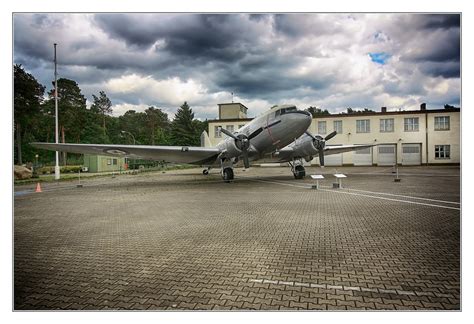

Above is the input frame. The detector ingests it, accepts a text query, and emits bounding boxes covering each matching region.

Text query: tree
[344,107,375,114]
[145,106,169,145]
[14,64,45,164]
[45,78,87,164]
[305,106,330,117]
[192,119,209,146]
[444,104,459,109]
[170,102,200,146]
[91,91,112,137]
[118,110,147,144]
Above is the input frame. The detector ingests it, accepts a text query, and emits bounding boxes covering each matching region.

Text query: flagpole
[54,43,60,180]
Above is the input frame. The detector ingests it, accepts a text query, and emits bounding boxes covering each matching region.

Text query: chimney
[420,103,426,111]
[381,107,387,113]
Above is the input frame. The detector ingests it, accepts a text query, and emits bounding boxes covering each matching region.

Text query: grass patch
[14,164,198,185]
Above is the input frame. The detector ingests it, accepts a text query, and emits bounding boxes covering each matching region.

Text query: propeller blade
[319,150,325,167]
[220,127,239,140]
[325,131,337,141]
[248,127,263,140]
[305,131,316,140]
[242,151,250,168]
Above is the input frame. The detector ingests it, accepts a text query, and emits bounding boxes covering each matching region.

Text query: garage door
[323,145,343,166]
[353,147,372,166]
[402,143,421,165]
[377,144,397,166]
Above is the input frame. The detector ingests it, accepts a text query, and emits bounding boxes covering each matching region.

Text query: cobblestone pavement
[14,166,460,310]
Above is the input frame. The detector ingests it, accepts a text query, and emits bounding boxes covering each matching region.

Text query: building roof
[218,102,249,111]
[313,108,460,119]
[208,108,460,123]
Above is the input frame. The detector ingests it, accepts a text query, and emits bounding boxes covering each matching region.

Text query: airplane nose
[301,110,312,128]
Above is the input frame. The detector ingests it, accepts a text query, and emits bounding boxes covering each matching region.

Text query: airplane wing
[271,144,376,162]
[324,144,376,156]
[31,143,221,165]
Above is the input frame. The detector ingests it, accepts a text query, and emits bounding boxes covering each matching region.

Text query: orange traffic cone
[35,182,42,193]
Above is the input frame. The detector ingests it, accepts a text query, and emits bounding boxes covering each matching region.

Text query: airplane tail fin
[200,130,211,147]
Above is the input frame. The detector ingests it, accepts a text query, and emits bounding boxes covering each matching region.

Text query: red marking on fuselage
[266,113,279,148]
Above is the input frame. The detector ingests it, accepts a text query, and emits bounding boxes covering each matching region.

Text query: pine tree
[91,91,112,137]
[170,102,199,146]
[145,106,169,145]
[14,64,45,164]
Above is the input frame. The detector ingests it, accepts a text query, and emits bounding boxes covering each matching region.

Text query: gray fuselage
[214,105,312,164]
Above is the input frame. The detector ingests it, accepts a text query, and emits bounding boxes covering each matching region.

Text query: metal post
[394,164,401,182]
[54,43,60,180]
[77,168,83,188]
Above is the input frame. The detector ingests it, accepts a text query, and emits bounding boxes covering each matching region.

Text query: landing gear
[222,167,234,182]
[293,165,306,179]
[202,168,210,175]
[220,158,235,182]
[289,159,306,179]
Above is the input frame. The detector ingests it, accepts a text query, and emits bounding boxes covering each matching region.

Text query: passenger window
[275,110,281,117]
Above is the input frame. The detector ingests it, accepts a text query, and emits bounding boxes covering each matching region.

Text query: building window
[403,145,420,154]
[214,126,222,138]
[355,147,371,154]
[318,121,326,134]
[226,125,234,133]
[107,158,112,165]
[356,119,370,133]
[113,158,117,165]
[434,116,450,130]
[380,118,394,132]
[404,117,419,132]
[333,120,342,134]
[435,145,450,159]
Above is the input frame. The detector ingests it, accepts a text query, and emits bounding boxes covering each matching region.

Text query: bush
[37,165,82,174]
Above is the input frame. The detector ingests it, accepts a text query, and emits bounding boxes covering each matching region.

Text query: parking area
[14,165,460,310]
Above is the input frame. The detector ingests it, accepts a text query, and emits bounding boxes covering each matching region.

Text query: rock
[14,165,32,180]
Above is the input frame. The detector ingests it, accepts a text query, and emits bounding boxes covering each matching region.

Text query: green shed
[83,154,126,173]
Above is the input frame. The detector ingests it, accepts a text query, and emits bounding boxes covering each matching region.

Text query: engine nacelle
[219,138,243,159]
[291,136,319,158]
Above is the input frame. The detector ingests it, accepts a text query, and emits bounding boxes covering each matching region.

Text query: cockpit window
[275,106,297,117]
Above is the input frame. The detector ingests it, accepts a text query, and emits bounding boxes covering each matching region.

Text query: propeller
[220,127,263,168]
[305,130,337,167]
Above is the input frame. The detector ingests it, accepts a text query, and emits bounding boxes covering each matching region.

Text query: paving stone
[13,166,460,311]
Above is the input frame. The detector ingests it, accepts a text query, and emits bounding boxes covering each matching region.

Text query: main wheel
[222,168,234,182]
[293,165,306,179]
[203,169,209,175]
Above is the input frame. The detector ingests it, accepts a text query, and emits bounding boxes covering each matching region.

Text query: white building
[207,103,460,166]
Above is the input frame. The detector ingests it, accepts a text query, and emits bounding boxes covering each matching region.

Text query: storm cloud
[13,13,461,119]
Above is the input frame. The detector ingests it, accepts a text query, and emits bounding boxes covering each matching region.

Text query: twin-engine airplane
[32,105,374,182]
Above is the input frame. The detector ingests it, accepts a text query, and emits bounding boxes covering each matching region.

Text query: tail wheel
[223,168,234,182]
[203,169,209,175]
[293,165,305,179]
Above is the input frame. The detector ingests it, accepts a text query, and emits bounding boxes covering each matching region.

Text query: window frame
[380,118,394,133]
[434,116,450,131]
[214,125,222,138]
[434,145,451,159]
[404,117,419,132]
[356,119,370,133]
[333,120,343,134]
[318,121,327,134]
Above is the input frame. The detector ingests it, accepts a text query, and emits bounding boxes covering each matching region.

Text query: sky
[13,13,460,120]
